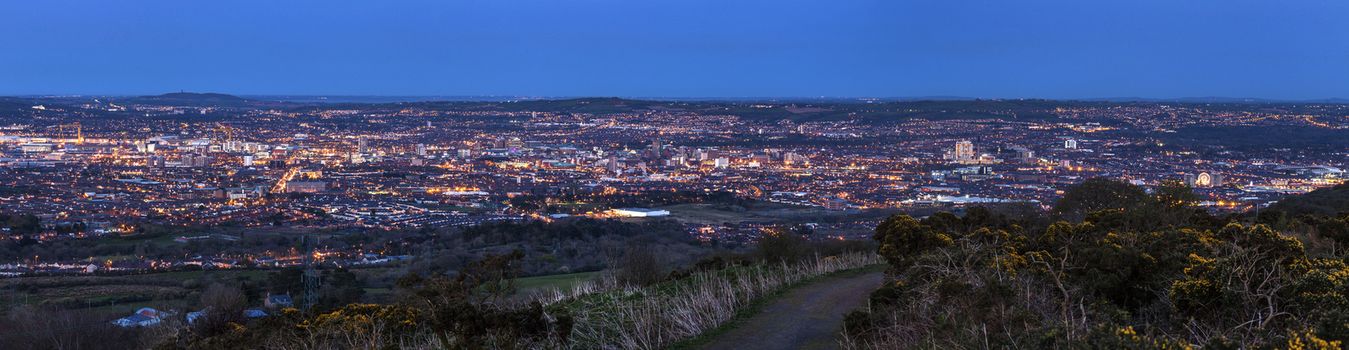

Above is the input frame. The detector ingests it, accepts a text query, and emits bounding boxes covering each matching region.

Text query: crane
[215,123,236,143]
[57,122,83,144]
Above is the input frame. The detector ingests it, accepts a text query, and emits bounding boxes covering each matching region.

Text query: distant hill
[397,97,685,115]
[1268,183,1349,217]
[400,97,1076,122]
[121,92,256,107]
[0,97,32,113]
[511,97,663,111]
[490,97,674,114]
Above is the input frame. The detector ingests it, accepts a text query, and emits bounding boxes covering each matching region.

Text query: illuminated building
[284,181,327,193]
[609,208,670,217]
[952,140,975,164]
[1185,172,1224,188]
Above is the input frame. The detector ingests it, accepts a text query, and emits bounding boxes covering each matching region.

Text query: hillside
[0,97,41,114]
[1268,183,1349,217]
[844,179,1349,348]
[120,92,256,107]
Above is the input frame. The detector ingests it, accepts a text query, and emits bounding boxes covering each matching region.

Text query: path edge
[667,264,886,350]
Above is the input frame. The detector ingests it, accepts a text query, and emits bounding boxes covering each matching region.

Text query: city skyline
[13,92,1349,104]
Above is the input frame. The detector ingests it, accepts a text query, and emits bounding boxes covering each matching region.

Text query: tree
[756,226,812,263]
[874,214,952,271]
[0,305,143,350]
[397,250,568,348]
[1052,178,1151,221]
[616,244,665,287]
[1154,180,1199,209]
[265,268,303,296]
[2,213,41,235]
[194,284,247,337]
[318,268,366,309]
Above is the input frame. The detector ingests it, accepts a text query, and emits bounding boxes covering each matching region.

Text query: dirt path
[698,270,884,350]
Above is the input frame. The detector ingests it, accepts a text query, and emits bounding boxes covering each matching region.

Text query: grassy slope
[514,271,600,293]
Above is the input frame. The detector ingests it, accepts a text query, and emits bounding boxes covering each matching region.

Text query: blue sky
[2,0,1347,99]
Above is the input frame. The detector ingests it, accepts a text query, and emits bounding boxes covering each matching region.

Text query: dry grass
[541,252,880,349]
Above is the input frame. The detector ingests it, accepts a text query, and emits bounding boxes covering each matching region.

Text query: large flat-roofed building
[609,207,670,218]
[20,143,55,153]
[284,181,327,193]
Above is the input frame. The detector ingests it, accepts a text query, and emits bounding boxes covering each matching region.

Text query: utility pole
[302,235,320,310]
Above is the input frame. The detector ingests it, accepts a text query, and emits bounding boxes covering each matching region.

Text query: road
[699,270,884,350]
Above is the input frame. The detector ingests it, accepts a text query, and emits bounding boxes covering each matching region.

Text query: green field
[514,271,600,294]
[655,202,884,226]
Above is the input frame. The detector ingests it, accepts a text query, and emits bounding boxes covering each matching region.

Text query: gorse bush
[844,178,1349,349]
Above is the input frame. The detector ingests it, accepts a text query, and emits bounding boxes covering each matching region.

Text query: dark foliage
[849,179,1349,348]
[174,251,570,349]
[615,245,665,287]
[0,305,148,350]
[1268,183,1349,217]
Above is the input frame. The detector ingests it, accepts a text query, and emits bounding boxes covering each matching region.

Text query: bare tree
[194,283,247,337]
[616,245,664,287]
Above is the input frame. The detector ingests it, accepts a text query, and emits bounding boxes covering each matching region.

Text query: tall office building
[606,155,620,174]
[953,140,975,163]
[506,137,525,153]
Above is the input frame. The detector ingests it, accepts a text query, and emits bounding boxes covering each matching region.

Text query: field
[340,270,603,304]
[515,271,600,295]
[0,265,603,319]
[655,203,844,225]
[0,269,271,316]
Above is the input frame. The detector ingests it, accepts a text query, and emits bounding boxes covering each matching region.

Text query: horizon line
[5,92,1349,103]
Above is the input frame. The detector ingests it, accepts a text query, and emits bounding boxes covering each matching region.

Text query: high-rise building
[697,148,719,161]
[953,140,975,163]
[506,137,525,153]
[416,143,427,157]
[1010,146,1035,164]
[357,136,369,154]
[606,155,620,174]
[1064,139,1078,149]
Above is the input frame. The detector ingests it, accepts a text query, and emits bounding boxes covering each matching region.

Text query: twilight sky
[2,0,1347,99]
